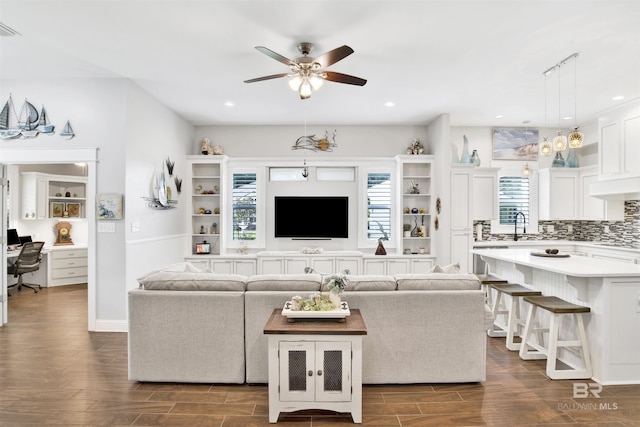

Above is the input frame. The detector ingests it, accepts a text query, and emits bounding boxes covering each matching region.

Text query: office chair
[8,241,45,295]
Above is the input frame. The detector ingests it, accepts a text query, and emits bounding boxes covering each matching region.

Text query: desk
[264,308,367,423]
[7,245,87,288]
[474,248,640,385]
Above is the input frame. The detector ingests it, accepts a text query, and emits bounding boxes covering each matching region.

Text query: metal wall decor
[1,93,74,139]
[292,129,337,152]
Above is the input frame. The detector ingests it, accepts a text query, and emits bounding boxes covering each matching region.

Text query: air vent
[0,22,20,37]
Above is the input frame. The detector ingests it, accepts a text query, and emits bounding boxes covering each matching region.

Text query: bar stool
[519,296,592,380]
[487,283,542,351]
[476,273,508,307]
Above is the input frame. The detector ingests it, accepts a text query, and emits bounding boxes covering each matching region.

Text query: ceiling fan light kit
[245,42,366,99]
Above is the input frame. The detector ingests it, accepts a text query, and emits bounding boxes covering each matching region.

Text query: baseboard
[94,319,128,332]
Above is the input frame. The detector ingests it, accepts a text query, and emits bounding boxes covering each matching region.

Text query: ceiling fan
[244,42,367,99]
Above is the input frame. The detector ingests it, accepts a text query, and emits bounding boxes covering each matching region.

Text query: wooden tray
[282,301,350,320]
[530,251,570,258]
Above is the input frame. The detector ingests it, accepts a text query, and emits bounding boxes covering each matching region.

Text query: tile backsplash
[474,200,640,249]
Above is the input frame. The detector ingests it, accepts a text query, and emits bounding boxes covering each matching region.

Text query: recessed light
[385,101,395,107]
[562,116,572,121]
[224,101,235,107]
[495,115,504,119]
[612,95,625,101]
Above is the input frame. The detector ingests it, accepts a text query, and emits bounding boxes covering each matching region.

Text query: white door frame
[1,164,7,326]
[0,147,98,330]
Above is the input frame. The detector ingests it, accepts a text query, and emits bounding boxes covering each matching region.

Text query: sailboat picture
[60,120,75,139]
[37,105,55,134]
[0,94,22,139]
[18,98,41,138]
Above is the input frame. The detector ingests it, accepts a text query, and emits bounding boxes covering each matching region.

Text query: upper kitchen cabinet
[472,167,499,221]
[21,172,87,220]
[598,103,640,178]
[538,168,579,220]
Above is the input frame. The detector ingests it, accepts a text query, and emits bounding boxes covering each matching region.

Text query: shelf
[192,233,220,237]
[192,214,220,217]
[192,175,220,179]
[49,197,86,202]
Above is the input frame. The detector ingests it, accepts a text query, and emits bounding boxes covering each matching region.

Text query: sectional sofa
[128,264,492,384]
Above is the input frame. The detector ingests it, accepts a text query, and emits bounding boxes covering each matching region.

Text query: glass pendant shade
[568,126,584,148]
[553,130,567,151]
[522,163,531,176]
[540,137,552,156]
[288,76,302,91]
[299,81,312,99]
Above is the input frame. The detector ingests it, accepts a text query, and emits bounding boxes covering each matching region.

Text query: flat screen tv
[274,196,348,239]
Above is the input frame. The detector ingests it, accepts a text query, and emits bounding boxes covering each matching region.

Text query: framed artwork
[196,242,211,254]
[492,128,539,161]
[50,202,65,218]
[66,202,81,218]
[97,193,123,220]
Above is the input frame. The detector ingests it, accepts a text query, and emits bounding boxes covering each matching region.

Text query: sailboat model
[37,105,55,134]
[60,120,75,139]
[0,94,22,139]
[18,98,40,138]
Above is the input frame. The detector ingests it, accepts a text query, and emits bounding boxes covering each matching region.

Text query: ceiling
[1,0,639,128]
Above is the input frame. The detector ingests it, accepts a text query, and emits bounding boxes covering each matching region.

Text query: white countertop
[473,248,640,277]
[473,240,640,255]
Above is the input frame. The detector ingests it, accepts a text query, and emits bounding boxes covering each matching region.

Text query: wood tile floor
[1,284,640,426]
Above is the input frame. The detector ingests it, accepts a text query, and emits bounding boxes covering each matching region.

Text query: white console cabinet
[185,256,257,275]
[264,309,366,423]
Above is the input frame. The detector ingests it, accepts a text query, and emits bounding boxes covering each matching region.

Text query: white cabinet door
[580,167,624,220]
[473,168,498,220]
[600,121,620,176]
[336,257,361,275]
[211,259,233,274]
[623,114,640,174]
[450,231,472,273]
[234,259,257,276]
[386,258,410,275]
[450,167,473,230]
[363,259,386,275]
[538,169,578,220]
[259,258,283,274]
[285,258,309,275]
[185,258,211,271]
[411,258,435,273]
[311,258,335,274]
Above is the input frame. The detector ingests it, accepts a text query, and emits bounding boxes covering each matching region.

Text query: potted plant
[324,272,349,308]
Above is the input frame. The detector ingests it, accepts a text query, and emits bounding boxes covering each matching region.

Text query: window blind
[232,173,257,240]
[367,173,391,240]
[498,176,529,225]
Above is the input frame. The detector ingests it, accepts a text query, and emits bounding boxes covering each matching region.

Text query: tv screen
[275,196,348,238]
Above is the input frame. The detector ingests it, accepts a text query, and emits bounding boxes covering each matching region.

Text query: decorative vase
[566,148,580,168]
[375,239,387,255]
[460,135,471,163]
[329,292,342,308]
[470,149,481,166]
[552,151,566,167]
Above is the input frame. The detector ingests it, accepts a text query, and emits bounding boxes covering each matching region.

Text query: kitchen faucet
[514,211,526,241]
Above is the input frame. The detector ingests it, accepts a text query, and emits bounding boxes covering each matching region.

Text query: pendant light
[539,72,552,156]
[523,121,532,175]
[552,62,567,152]
[567,54,584,148]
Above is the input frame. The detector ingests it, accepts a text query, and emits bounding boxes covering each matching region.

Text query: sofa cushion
[246,274,321,291]
[343,275,397,291]
[394,273,480,290]
[427,262,460,274]
[138,271,247,291]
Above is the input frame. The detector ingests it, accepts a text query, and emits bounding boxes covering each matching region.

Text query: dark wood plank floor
[1,284,639,426]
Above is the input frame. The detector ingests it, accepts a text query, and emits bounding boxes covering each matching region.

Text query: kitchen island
[473,248,640,385]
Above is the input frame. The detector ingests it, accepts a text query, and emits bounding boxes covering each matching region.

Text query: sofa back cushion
[394,273,480,290]
[138,271,247,291]
[246,274,321,291]
[344,275,397,291]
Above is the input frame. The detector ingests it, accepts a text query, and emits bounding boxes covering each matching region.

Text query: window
[367,172,391,241]
[499,176,530,225]
[232,172,256,241]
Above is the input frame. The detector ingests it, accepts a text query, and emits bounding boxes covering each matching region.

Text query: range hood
[590,175,640,201]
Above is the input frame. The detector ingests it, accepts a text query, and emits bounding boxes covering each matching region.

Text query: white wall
[1,77,193,330]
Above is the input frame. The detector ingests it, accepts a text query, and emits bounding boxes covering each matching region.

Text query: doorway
[0,147,97,330]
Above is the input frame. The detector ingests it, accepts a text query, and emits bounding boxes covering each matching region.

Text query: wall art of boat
[18,98,41,138]
[0,94,22,139]
[37,105,55,134]
[59,120,75,139]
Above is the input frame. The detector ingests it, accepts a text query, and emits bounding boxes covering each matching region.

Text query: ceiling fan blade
[255,46,294,66]
[244,73,290,83]
[315,45,354,67]
[323,71,367,86]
